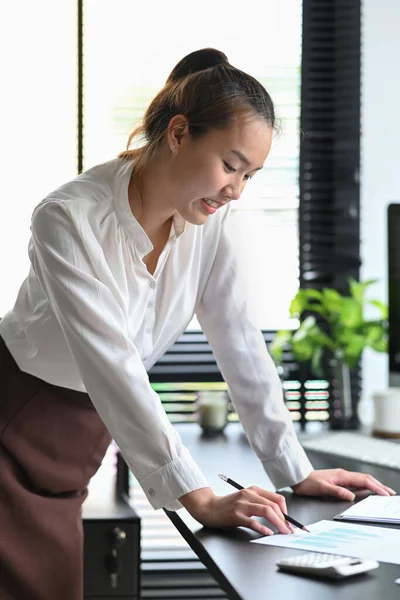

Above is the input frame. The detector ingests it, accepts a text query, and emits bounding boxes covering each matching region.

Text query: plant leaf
[280,279,388,370]
[303,289,323,300]
[292,316,317,342]
[343,334,366,363]
[321,288,342,315]
[368,299,388,319]
[310,327,335,350]
[365,323,386,346]
[269,330,292,363]
[349,278,377,302]
[370,338,388,352]
[340,298,363,328]
[289,290,308,317]
[292,338,315,362]
[311,346,324,378]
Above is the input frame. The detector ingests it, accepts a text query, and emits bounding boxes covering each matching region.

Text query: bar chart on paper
[252,520,400,565]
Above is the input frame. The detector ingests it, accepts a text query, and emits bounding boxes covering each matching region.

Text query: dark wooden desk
[166,423,400,600]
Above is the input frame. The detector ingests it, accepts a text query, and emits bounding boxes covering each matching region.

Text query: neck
[128,150,176,239]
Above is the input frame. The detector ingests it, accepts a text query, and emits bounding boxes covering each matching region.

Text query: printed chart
[252,519,400,564]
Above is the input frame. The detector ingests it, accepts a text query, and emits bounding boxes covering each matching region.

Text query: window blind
[300,0,362,426]
[148,330,330,428]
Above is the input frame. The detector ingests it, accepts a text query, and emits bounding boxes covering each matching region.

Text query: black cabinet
[82,493,141,599]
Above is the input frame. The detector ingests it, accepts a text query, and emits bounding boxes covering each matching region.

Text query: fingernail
[389,488,397,495]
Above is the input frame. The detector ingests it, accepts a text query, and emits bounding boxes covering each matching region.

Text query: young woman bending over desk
[0,48,395,600]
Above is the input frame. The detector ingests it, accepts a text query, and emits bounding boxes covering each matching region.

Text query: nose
[224,181,244,202]
[229,187,242,201]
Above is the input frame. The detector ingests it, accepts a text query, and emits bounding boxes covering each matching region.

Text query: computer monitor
[388,203,400,386]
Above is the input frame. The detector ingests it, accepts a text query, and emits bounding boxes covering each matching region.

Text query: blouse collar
[113,158,186,255]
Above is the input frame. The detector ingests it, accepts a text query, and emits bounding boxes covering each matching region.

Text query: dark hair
[118,48,276,177]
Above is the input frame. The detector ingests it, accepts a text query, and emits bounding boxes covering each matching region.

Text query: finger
[242,489,294,532]
[243,502,292,534]
[359,475,396,496]
[241,516,274,537]
[244,490,289,528]
[320,482,355,501]
[339,472,392,496]
[285,521,296,533]
[367,481,393,496]
[249,486,289,515]
[377,486,396,496]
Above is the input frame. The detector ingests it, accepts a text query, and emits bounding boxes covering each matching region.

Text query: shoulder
[32,158,130,220]
[31,158,134,236]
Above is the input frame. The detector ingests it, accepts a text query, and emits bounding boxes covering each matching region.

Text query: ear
[167,114,189,152]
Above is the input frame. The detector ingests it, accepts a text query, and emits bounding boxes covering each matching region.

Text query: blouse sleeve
[30,200,208,510]
[196,207,314,490]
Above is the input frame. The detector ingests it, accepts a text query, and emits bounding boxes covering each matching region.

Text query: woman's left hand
[292,469,396,501]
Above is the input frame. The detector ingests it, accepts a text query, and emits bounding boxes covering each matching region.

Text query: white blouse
[0,158,313,510]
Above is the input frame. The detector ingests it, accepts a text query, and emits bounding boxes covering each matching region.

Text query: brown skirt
[0,335,112,600]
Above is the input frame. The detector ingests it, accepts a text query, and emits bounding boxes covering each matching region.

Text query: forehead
[203,112,273,166]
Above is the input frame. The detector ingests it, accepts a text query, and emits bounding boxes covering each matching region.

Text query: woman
[0,48,394,600]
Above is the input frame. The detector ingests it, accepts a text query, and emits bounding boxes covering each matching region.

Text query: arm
[30,200,208,511]
[196,208,395,499]
[30,200,300,534]
[196,207,314,489]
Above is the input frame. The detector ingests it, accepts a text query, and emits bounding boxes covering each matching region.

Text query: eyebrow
[231,149,263,171]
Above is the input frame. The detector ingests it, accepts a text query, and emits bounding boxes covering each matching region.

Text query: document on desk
[251,520,400,565]
[334,495,400,524]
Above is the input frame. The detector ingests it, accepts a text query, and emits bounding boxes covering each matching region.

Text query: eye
[223,161,253,182]
[223,161,236,173]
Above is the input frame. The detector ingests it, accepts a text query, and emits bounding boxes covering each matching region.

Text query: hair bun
[167,48,228,83]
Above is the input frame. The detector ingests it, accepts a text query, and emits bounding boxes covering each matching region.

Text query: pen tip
[218,473,228,481]
[303,527,311,533]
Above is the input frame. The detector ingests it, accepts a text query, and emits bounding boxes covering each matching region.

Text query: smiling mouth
[203,198,221,208]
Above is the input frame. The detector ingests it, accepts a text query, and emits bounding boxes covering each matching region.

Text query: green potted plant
[270,278,388,424]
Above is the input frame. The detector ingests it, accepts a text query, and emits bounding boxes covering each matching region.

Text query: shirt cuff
[138,448,210,510]
[261,437,314,490]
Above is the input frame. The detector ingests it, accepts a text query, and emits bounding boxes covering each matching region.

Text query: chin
[179,207,209,226]
[187,215,208,226]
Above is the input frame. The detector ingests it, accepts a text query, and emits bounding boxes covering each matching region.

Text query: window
[83,0,302,329]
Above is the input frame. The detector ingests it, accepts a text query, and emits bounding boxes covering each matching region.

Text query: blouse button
[146,327,151,334]
[150,281,156,289]
[148,488,155,497]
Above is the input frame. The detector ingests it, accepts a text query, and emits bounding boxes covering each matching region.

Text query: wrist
[178,486,215,515]
[291,470,314,492]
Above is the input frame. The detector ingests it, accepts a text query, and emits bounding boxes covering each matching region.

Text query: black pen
[218,473,310,533]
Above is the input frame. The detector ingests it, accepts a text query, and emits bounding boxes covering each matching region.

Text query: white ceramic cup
[372,388,400,438]
[195,391,229,435]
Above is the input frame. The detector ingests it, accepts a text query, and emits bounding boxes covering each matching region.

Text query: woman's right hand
[178,486,294,536]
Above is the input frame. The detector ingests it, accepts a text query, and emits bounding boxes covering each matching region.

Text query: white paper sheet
[251,519,400,565]
[336,495,400,523]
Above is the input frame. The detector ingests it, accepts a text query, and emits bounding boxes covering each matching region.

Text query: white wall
[361,0,400,401]
[0,1,76,316]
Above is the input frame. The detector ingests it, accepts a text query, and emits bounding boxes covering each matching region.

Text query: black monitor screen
[388,203,400,385]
